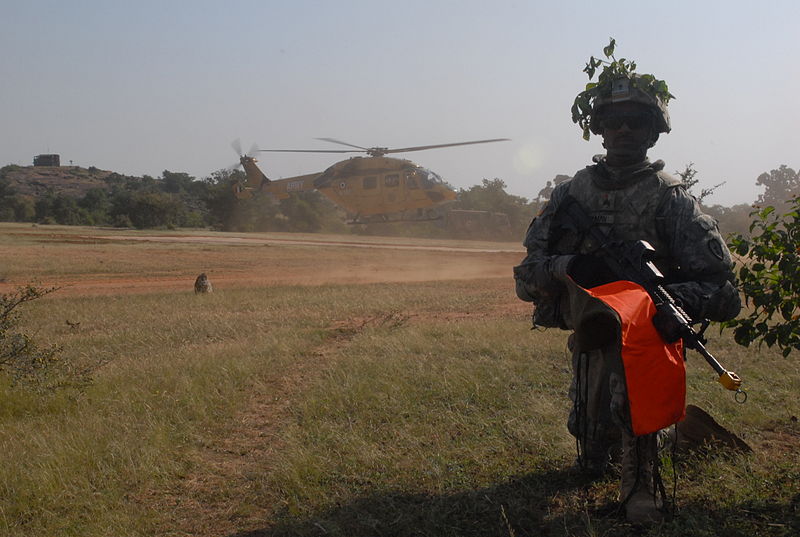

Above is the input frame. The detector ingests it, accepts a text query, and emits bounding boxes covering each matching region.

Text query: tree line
[0,165,542,239]
[0,163,797,241]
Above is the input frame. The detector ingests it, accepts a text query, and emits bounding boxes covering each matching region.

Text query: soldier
[513,75,741,523]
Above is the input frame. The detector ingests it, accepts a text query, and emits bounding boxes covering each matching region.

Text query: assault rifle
[554,195,745,401]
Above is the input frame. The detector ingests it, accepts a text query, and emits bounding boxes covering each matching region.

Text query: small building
[33,154,60,167]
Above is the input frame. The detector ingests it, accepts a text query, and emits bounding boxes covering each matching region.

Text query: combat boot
[620,432,663,525]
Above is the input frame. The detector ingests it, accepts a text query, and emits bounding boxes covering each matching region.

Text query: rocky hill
[0,165,120,198]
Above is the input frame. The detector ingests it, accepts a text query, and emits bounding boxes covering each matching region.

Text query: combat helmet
[589,76,671,135]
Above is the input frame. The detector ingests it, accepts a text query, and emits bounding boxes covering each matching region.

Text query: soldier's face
[600,103,656,165]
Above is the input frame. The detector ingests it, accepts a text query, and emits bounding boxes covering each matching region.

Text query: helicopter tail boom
[260,173,322,199]
[233,155,270,200]
[233,153,324,201]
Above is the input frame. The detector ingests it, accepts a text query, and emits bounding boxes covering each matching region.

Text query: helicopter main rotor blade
[315,138,369,150]
[258,149,363,154]
[231,138,244,156]
[383,138,510,154]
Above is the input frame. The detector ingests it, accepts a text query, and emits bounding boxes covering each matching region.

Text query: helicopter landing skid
[346,214,444,225]
[346,207,447,225]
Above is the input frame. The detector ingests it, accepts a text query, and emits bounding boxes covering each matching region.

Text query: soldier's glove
[663,280,742,322]
[549,255,576,280]
[565,255,617,289]
[514,257,569,302]
[652,306,686,344]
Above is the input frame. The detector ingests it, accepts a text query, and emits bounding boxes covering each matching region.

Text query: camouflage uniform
[515,70,742,522]
[516,156,740,328]
[513,153,740,519]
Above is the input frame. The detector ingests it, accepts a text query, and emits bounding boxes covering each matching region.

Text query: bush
[112,214,133,228]
[724,196,800,356]
[0,285,72,389]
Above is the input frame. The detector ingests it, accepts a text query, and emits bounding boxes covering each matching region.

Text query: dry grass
[0,224,797,537]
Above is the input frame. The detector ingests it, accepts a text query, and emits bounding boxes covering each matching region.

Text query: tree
[756,165,799,208]
[536,174,571,203]
[129,192,184,229]
[203,168,284,231]
[110,189,183,229]
[454,178,537,238]
[279,194,321,232]
[51,194,88,225]
[724,196,800,356]
[34,192,90,225]
[79,188,112,225]
[675,163,725,204]
[703,203,753,237]
[161,170,195,194]
[0,178,35,222]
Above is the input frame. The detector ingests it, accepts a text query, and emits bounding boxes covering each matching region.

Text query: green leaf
[733,325,753,346]
[603,38,616,58]
[735,240,750,256]
[765,332,777,346]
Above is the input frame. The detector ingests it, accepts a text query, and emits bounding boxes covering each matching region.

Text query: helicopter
[231,137,509,224]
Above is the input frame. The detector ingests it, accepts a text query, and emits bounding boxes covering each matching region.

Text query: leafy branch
[572,38,676,140]
[675,163,726,204]
[0,284,80,390]
[724,197,800,357]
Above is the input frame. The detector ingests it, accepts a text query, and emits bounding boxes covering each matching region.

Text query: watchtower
[33,154,61,167]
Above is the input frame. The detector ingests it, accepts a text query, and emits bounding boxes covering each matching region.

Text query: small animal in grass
[194,273,213,294]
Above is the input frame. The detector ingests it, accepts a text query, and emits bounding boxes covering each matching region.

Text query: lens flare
[513,142,543,175]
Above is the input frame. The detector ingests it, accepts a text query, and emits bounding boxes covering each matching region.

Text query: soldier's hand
[652,307,685,344]
[567,255,617,289]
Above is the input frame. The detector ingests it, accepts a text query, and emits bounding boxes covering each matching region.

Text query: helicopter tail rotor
[229,139,269,198]
[231,138,244,158]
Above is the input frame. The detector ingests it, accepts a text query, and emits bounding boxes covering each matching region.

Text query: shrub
[724,196,800,356]
[0,285,70,389]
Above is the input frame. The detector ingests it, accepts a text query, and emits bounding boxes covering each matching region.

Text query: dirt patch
[141,357,324,536]
[750,420,800,454]
[0,235,522,298]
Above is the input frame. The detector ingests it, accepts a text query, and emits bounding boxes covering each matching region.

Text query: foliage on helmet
[571,38,676,141]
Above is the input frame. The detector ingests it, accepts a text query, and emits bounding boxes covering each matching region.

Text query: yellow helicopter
[231,137,509,223]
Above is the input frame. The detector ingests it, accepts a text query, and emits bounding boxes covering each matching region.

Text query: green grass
[0,228,798,536]
[1,283,357,534]
[252,310,800,537]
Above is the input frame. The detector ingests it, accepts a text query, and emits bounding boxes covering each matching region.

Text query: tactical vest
[550,163,683,273]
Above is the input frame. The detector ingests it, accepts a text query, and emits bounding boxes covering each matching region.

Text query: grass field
[0,223,797,536]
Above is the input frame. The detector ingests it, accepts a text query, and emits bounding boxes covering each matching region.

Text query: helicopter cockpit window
[363,176,377,189]
[405,171,419,189]
[384,174,400,187]
[418,169,442,189]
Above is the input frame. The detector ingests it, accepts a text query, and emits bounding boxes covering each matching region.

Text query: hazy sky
[2,0,798,207]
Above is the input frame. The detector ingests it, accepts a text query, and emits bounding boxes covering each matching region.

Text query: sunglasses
[599,114,653,130]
